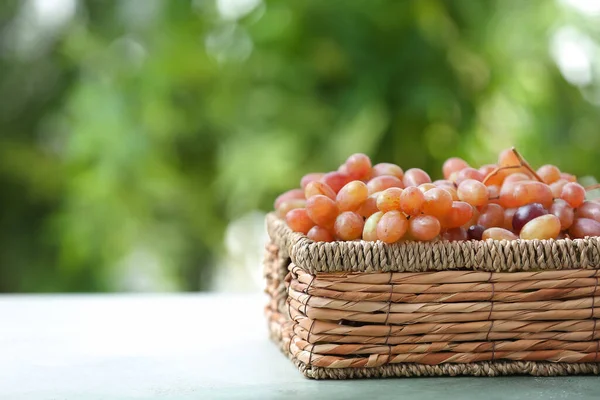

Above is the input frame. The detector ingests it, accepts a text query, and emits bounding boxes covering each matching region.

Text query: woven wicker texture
[264,213,600,379]
[266,213,600,274]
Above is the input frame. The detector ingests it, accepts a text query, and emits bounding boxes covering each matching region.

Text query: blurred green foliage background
[1,0,600,292]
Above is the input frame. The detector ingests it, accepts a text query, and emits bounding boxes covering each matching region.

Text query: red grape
[372,163,404,180]
[403,168,431,187]
[569,218,600,238]
[345,153,372,180]
[560,182,586,208]
[334,212,364,240]
[512,203,548,233]
[409,215,441,241]
[377,211,408,243]
[307,226,334,242]
[286,208,315,234]
[336,181,368,212]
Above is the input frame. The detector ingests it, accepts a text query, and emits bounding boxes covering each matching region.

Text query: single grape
[549,179,569,198]
[560,182,586,208]
[477,203,505,229]
[372,163,404,180]
[503,173,531,184]
[457,179,489,207]
[338,164,349,174]
[560,172,577,183]
[377,187,403,212]
[275,188,304,210]
[307,226,334,242]
[306,195,339,228]
[569,218,600,238]
[467,225,485,240]
[537,165,561,184]
[305,181,336,200]
[363,211,384,241]
[321,172,351,193]
[575,201,600,222]
[345,153,372,180]
[286,208,315,234]
[399,186,425,216]
[502,208,517,231]
[276,199,306,218]
[334,211,364,240]
[550,199,574,230]
[482,227,518,241]
[357,192,380,218]
[418,183,437,193]
[376,211,408,243]
[409,215,441,241]
[433,179,456,190]
[513,181,553,209]
[403,168,431,187]
[519,214,561,240]
[455,168,485,184]
[422,188,453,218]
[300,173,325,189]
[497,149,530,178]
[512,203,548,233]
[336,180,369,212]
[367,175,404,195]
[442,157,469,179]
[441,227,468,241]
[443,201,474,228]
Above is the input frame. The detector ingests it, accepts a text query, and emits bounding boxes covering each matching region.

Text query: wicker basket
[264,212,600,379]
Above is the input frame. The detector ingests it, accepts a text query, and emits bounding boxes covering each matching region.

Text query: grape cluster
[275,149,600,243]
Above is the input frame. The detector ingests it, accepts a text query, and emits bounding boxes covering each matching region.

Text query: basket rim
[266,212,600,274]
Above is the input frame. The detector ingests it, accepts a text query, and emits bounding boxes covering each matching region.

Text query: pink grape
[519,214,561,240]
[336,181,369,212]
[569,218,600,238]
[409,215,441,241]
[276,199,307,218]
[455,168,485,184]
[372,163,404,180]
[301,173,325,189]
[399,187,425,216]
[307,226,334,242]
[377,188,403,212]
[537,165,561,184]
[403,168,431,187]
[334,212,364,240]
[482,227,518,241]
[345,153,372,180]
[275,188,304,210]
[443,157,469,179]
[477,204,504,229]
[443,201,474,228]
[306,195,339,228]
[367,175,404,195]
[286,208,315,234]
[305,181,336,200]
[457,179,489,207]
[363,211,384,241]
[550,199,574,230]
[502,208,517,231]
[575,201,600,222]
[422,188,453,218]
[376,211,408,243]
[550,179,569,198]
[357,192,380,218]
[560,182,586,208]
[321,172,351,193]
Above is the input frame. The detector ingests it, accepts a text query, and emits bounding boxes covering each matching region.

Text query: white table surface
[1,294,599,399]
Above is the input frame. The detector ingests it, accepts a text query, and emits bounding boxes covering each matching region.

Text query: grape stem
[585,183,600,191]
[481,147,544,185]
[510,147,544,182]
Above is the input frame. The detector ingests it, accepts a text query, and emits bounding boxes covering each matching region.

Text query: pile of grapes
[274,149,600,243]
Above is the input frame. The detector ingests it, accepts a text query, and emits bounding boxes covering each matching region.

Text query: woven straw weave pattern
[264,213,600,378]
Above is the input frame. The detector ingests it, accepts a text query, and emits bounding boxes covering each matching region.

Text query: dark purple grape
[467,225,485,240]
[512,203,548,233]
